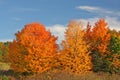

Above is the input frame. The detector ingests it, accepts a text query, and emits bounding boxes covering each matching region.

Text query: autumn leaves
[60,21,92,74]
[7,19,120,74]
[8,23,58,73]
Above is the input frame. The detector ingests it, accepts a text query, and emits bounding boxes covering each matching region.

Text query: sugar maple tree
[85,19,112,72]
[8,23,58,73]
[85,19,110,57]
[60,21,92,74]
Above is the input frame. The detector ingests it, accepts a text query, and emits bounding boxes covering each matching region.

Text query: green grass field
[0,62,10,70]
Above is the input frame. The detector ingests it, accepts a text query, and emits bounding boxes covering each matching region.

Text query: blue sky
[0,0,120,42]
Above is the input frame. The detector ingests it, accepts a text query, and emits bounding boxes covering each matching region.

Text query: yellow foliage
[112,54,120,69]
[60,21,92,74]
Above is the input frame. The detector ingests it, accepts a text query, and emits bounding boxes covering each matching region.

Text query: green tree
[0,42,10,62]
[108,35,120,73]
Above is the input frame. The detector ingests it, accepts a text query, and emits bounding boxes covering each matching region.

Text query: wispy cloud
[76,6,120,16]
[0,39,13,42]
[76,5,120,30]
[77,6,102,12]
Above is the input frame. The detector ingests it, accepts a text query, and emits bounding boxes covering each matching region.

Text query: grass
[0,62,120,80]
[0,62,10,70]
[0,75,9,80]
[22,70,120,80]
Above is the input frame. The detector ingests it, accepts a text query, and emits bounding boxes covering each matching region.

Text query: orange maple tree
[85,19,110,57]
[60,21,92,74]
[8,23,58,73]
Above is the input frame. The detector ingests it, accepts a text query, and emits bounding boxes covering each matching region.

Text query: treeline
[0,42,10,62]
[1,19,120,75]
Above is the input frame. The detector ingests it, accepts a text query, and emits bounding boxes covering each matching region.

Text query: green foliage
[0,42,10,62]
[92,35,120,73]
[106,35,120,73]
[109,35,120,54]
[92,50,111,73]
[0,42,4,61]
[0,75,9,80]
[85,19,112,73]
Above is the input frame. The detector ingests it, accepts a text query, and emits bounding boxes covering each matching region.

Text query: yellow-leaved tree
[60,20,92,74]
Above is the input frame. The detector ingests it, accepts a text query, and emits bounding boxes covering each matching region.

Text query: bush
[0,75,9,80]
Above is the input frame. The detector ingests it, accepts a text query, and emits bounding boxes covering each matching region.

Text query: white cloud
[105,17,120,30]
[1,17,120,43]
[76,17,120,31]
[1,24,66,43]
[76,6,120,16]
[46,24,66,43]
[0,39,13,42]
[76,6,101,12]
[46,17,120,44]
[76,5,120,31]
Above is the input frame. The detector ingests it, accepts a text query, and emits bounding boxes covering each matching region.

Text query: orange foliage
[85,22,92,42]
[85,19,110,56]
[8,41,28,72]
[8,23,58,73]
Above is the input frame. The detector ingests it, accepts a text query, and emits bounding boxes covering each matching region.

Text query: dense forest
[0,19,120,80]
